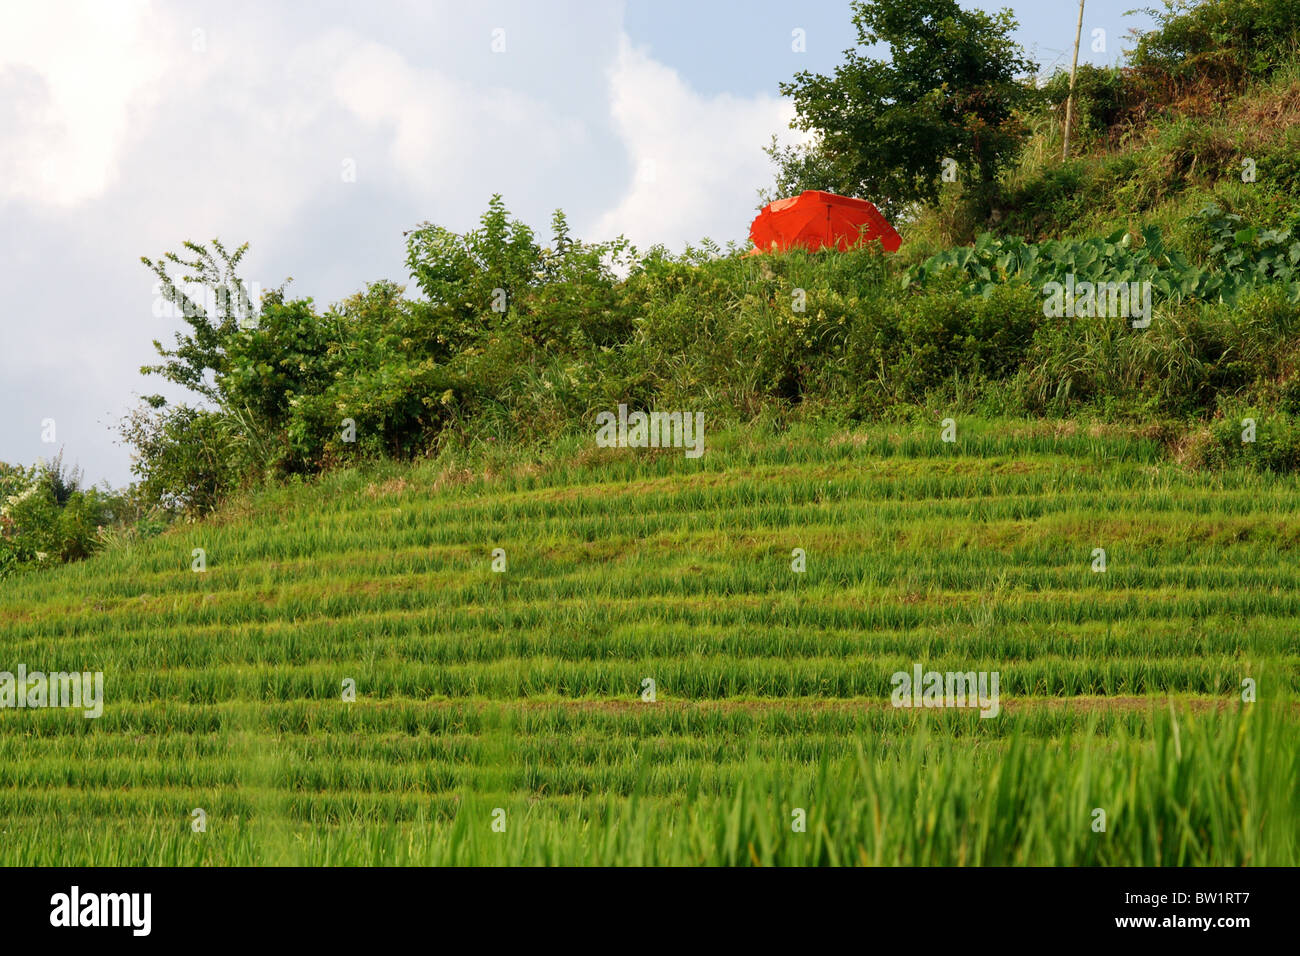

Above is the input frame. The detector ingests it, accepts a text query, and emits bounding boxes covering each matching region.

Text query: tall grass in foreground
[289,703,1300,866]
[2,704,1292,866]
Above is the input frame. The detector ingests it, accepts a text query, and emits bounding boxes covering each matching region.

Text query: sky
[0,0,1156,487]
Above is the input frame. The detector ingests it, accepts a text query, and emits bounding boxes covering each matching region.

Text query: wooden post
[1062,0,1086,160]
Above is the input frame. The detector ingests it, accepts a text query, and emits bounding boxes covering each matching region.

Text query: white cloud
[590,36,798,251]
[0,0,173,206]
[317,31,590,203]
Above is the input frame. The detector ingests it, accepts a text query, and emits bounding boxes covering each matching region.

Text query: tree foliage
[0,452,138,577]
[141,238,266,402]
[767,0,1037,216]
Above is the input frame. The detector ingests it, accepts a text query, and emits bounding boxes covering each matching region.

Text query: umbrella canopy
[748,190,901,254]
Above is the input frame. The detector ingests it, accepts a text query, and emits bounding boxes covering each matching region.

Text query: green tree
[767,0,1037,217]
[141,239,265,402]
[403,194,542,336]
[130,240,296,511]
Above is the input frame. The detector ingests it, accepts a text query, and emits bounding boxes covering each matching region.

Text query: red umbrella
[749,190,901,254]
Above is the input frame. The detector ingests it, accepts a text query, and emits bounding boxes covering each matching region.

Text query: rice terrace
[4,421,1298,866]
[2,0,1300,886]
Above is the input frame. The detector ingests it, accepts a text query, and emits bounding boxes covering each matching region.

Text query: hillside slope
[902,41,1300,258]
[1,421,1297,865]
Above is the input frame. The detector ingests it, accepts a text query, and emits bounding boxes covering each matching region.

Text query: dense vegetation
[0,455,151,578]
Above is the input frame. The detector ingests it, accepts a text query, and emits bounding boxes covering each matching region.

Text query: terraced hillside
[1,420,1297,865]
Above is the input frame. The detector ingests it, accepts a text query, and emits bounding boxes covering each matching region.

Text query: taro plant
[904,213,1300,306]
[902,226,1193,301]
[1194,202,1300,304]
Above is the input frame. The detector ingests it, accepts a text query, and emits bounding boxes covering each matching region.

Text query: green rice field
[1,418,1297,865]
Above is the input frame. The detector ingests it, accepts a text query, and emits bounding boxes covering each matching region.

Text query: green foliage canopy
[766,0,1038,216]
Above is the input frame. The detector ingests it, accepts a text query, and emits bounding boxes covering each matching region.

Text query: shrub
[1130,0,1300,90]
[119,402,244,516]
[1040,64,1131,137]
[0,453,131,576]
[1208,400,1300,469]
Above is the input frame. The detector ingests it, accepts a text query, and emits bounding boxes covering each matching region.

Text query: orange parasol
[748,190,901,254]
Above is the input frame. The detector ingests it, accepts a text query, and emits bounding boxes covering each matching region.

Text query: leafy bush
[1206,401,1300,470]
[1130,0,1300,89]
[404,194,542,336]
[0,453,133,577]
[907,211,1300,306]
[1040,64,1131,136]
[119,401,245,516]
[840,284,1042,407]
